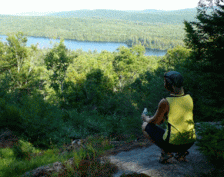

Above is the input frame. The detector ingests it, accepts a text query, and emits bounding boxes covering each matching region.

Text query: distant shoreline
[0,34,168,52]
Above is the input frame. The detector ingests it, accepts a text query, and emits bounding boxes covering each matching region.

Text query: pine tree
[183,4,224,120]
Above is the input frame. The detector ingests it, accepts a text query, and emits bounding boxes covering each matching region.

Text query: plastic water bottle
[143,108,148,115]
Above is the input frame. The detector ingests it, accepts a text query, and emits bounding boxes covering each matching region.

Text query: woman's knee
[142,122,148,131]
[142,122,155,131]
[143,130,155,143]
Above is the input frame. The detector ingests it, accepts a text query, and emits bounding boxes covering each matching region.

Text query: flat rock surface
[106,122,224,177]
[107,143,215,177]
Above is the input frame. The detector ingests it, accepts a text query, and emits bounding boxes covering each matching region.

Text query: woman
[141,71,196,164]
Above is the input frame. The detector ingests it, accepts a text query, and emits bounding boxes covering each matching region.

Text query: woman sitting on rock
[141,71,196,164]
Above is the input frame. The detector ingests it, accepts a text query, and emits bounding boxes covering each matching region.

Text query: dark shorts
[145,123,194,153]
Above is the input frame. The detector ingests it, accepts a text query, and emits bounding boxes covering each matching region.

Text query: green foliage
[6,32,28,70]
[84,68,113,106]
[0,98,24,132]
[44,39,72,95]
[62,109,105,139]
[160,45,191,69]
[183,4,224,121]
[48,9,197,24]
[130,71,153,107]
[0,148,14,159]
[0,32,43,97]
[12,140,35,160]
[52,135,115,177]
[85,135,114,152]
[63,68,115,111]
[196,124,224,168]
[18,94,71,148]
[113,45,151,91]
[63,45,157,116]
[0,145,76,177]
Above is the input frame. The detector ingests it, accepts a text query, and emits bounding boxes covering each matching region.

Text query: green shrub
[0,148,14,159]
[12,140,35,160]
[13,94,71,148]
[0,98,24,133]
[65,109,115,139]
[196,123,224,168]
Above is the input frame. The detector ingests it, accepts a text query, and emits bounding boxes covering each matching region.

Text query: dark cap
[164,71,183,88]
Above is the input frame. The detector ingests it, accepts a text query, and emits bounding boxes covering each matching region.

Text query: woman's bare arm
[141,99,169,125]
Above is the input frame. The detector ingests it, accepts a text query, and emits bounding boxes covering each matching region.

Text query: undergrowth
[52,135,118,177]
[195,122,224,176]
[0,141,74,177]
[0,135,116,177]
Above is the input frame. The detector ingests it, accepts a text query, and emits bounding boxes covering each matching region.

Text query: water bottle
[143,108,148,115]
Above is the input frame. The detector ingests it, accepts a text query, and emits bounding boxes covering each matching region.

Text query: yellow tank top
[163,94,196,145]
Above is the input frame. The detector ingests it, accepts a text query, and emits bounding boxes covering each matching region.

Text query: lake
[0,35,167,56]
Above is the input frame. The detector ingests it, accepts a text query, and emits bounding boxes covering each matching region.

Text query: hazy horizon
[5,8,198,17]
[1,0,199,16]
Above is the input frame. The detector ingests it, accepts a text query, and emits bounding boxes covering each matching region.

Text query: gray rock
[107,122,224,177]
[107,143,215,177]
[0,128,18,148]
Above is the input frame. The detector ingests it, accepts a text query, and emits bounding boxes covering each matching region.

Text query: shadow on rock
[121,173,151,177]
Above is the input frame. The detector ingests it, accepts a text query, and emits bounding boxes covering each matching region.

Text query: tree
[184,3,224,120]
[113,46,136,90]
[44,39,72,104]
[84,68,113,106]
[160,45,191,69]
[0,32,43,96]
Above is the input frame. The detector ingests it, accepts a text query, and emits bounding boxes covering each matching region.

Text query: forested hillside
[47,9,197,24]
[0,9,197,50]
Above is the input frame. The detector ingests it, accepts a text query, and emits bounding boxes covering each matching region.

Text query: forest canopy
[0,9,197,50]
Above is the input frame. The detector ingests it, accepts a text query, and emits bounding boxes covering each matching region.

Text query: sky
[1,0,199,15]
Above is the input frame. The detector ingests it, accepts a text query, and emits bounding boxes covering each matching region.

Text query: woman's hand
[141,114,148,122]
[141,114,156,124]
